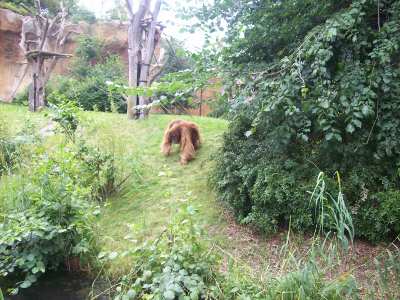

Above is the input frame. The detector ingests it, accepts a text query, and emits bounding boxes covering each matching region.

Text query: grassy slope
[1,103,391,295]
[81,108,230,273]
[0,103,231,273]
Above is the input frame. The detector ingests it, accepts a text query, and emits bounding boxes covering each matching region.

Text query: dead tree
[19,0,75,111]
[125,0,163,119]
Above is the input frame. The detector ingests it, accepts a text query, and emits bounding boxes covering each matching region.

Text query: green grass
[2,103,399,298]
[0,103,230,273]
[79,110,230,273]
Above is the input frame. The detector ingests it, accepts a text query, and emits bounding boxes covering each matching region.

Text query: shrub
[207,94,231,119]
[211,0,400,242]
[73,143,117,202]
[110,207,221,300]
[0,148,99,295]
[12,88,29,106]
[47,94,80,142]
[48,56,127,113]
[0,122,37,176]
[354,190,400,242]
[70,35,105,79]
[0,200,96,295]
[0,104,120,294]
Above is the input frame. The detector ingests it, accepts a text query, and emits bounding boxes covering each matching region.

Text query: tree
[125,0,163,119]
[18,0,77,111]
[205,0,400,242]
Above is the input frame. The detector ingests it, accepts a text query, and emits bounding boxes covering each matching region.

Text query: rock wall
[0,8,129,102]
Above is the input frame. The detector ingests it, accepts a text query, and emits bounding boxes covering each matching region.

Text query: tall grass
[310,172,354,251]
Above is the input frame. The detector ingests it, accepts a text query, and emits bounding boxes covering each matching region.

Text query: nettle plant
[103,206,221,300]
[212,0,400,242]
[47,93,81,142]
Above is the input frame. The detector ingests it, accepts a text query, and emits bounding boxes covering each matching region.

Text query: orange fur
[161,120,201,164]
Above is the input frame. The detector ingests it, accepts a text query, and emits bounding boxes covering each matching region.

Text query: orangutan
[161,119,201,164]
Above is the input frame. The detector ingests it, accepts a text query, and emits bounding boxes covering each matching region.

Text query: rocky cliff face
[0,8,129,102]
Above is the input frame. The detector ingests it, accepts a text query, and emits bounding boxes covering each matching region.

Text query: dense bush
[46,35,127,113]
[211,0,400,242]
[0,140,117,293]
[0,147,99,294]
[48,55,127,112]
[0,102,120,294]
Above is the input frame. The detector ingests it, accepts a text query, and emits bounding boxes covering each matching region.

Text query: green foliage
[153,71,198,113]
[0,126,22,176]
[0,105,122,295]
[1,0,92,19]
[355,190,400,242]
[0,145,99,294]
[0,122,36,177]
[46,35,126,113]
[207,93,230,119]
[0,197,96,295]
[13,88,29,106]
[211,0,400,242]
[70,6,96,23]
[109,206,220,300]
[0,136,119,294]
[49,55,127,113]
[73,143,118,202]
[0,1,30,14]
[47,95,80,142]
[110,206,361,300]
[192,0,351,65]
[159,38,195,77]
[71,35,105,78]
[310,172,354,251]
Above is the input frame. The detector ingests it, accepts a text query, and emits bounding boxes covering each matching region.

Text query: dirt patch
[209,207,394,295]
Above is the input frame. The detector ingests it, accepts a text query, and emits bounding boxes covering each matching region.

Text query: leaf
[244,130,253,137]
[26,254,35,261]
[320,100,329,109]
[361,105,371,116]
[126,290,137,299]
[20,280,32,289]
[326,132,334,141]
[346,123,355,133]
[164,290,175,300]
[334,134,343,142]
[353,119,362,128]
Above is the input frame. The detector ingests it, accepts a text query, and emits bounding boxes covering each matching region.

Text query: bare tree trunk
[125,0,163,119]
[21,0,72,111]
[29,56,45,111]
[138,0,161,118]
[126,0,149,119]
